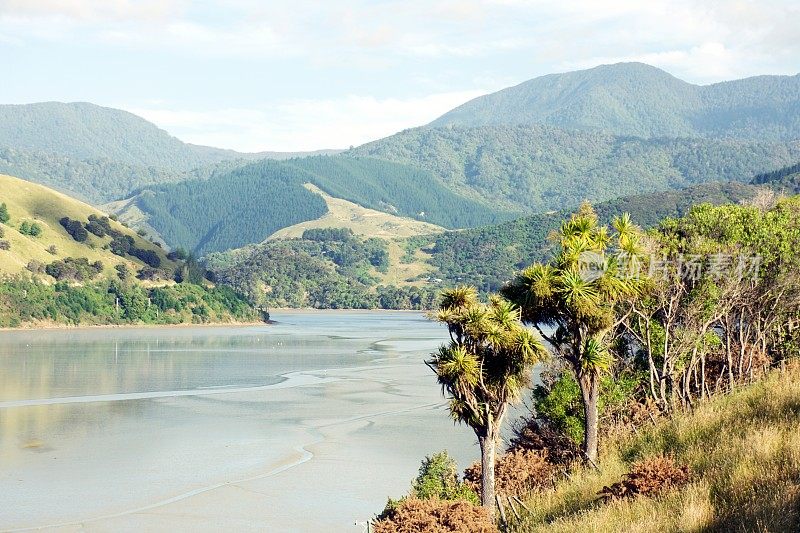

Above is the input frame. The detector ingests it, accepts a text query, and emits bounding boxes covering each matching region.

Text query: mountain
[430,62,800,141]
[0,102,251,169]
[113,156,512,256]
[353,124,800,212]
[0,173,174,277]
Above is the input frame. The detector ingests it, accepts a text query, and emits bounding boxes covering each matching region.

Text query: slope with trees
[353,123,800,213]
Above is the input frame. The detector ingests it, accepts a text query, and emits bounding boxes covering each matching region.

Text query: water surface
[0,311,479,532]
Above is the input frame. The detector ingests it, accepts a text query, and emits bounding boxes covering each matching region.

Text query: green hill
[430,62,800,141]
[116,156,514,256]
[0,173,174,277]
[353,124,800,213]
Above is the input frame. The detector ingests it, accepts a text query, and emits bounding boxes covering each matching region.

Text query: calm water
[0,311,481,532]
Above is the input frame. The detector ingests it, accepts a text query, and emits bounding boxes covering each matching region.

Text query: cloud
[126,90,488,152]
[0,0,185,22]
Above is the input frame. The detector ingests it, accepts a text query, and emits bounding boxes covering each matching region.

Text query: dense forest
[130,155,512,255]
[430,62,800,142]
[353,123,800,212]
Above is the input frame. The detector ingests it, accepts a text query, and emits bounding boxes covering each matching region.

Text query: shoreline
[0,320,271,333]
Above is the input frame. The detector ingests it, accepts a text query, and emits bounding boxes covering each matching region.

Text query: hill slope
[515,365,800,532]
[431,62,800,141]
[353,124,800,212]
[115,156,515,256]
[0,174,174,277]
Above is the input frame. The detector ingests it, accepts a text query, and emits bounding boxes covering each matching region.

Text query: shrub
[45,257,104,282]
[0,240,10,250]
[129,247,161,268]
[373,498,497,533]
[19,221,42,237]
[0,226,4,238]
[411,452,479,504]
[464,448,556,498]
[26,260,45,275]
[599,456,692,500]
[0,202,9,223]
[47,244,57,255]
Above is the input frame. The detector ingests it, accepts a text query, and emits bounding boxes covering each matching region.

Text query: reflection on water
[0,311,476,531]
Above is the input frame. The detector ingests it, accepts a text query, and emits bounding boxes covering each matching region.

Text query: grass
[511,365,800,532]
[0,173,175,277]
[267,183,445,240]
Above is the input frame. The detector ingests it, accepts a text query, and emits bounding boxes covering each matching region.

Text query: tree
[0,202,9,224]
[502,203,643,463]
[428,286,546,516]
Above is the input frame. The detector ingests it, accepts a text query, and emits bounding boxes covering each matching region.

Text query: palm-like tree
[428,286,546,516]
[501,202,642,463]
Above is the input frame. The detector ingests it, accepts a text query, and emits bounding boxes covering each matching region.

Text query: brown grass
[507,365,800,532]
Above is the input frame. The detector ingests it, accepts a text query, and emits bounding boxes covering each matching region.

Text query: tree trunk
[579,372,600,464]
[478,432,497,520]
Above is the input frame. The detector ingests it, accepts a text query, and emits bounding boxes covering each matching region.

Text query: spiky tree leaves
[503,202,643,463]
[428,287,546,516]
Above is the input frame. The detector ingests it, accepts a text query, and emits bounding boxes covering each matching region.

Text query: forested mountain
[0,102,252,169]
[353,124,800,212]
[121,156,513,256]
[430,62,800,141]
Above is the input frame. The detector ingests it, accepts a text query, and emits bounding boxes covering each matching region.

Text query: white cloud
[127,90,488,152]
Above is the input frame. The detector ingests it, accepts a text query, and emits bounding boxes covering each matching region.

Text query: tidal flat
[0,311,478,532]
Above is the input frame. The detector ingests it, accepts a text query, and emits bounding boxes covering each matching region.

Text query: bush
[0,202,9,224]
[599,456,692,500]
[373,498,497,533]
[19,221,42,237]
[464,448,555,498]
[0,240,10,250]
[26,260,45,275]
[129,246,161,268]
[59,217,88,242]
[411,452,479,504]
[45,257,103,281]
[47,244,57,255]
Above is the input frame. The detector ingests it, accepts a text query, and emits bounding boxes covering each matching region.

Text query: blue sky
[1,0,799,151]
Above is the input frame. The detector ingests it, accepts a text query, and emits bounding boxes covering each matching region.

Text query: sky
[1,0,799,152]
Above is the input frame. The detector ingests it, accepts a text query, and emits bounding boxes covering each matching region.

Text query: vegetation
[0,278,260,327]
[0,102,250,170]
[428,287,546,514]
[509,366,800,532]
[353,124,800,213]
[0,202,9,223]
[207,232,439,310]
[0,174,173,278]
[126,155,511,255]
[395,195,800,530]
[502,205,644,462]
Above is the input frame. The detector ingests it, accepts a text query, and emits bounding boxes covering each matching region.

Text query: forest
[353,123,800,213]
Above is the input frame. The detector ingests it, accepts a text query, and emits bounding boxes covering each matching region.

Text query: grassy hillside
[353,124,800,213]
[430,62,800,142]
[0,174,174,277]
[512,365,800,532]
[268,184,444,240]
